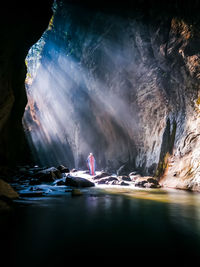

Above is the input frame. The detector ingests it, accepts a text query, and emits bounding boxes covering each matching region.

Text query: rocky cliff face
[24,0,200,191]
[1,0,200,191]
[0,1,52,169]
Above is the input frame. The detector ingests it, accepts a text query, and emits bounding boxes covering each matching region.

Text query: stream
[1,182,200,265]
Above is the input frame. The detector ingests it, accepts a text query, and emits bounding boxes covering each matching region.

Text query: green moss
[155,152,169,178]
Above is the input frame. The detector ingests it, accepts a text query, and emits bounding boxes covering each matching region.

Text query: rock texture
[1,1,200,192]
[0,1,52,167]
[23,1,200,191]
[0,179,19,212]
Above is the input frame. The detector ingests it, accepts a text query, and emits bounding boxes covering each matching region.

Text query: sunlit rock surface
[23,1,200,190]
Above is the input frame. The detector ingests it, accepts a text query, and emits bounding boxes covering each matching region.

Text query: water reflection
[1,187,200,266]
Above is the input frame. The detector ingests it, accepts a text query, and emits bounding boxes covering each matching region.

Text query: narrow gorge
[1,1,200,265]
[22,0,200,191]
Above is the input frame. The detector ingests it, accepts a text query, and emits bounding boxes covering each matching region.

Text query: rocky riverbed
[0,164,161,211]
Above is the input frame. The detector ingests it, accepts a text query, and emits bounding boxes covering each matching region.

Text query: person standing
[87,153,96,175]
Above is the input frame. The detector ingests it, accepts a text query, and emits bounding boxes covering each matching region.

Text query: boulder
[55,179,66,186]
[33,167,62,182]
[145,182,161,188]
[97,176,119,184]
[134,176,161,188]
[57,165,70,173]
[65,175,95,187]
[119,181,130,186]
[93,171,112,180]
[118,176,131,181]
[147,177,159,185]
[134,177,148,187]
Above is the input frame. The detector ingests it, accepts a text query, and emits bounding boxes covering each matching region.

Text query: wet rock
[33,167,62,182]
[145,182,161,188]
[57,165,70,173]
[65,175,95,187]
[118,176,131,181]
[93,172,112,180]
[97,176,119,184]
[111,180,119,185]
[55,179,66,186]
[147,177,160,186]
[134,177,161,188]
[119,181,130,186]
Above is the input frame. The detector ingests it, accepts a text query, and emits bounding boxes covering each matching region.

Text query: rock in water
[134,177,161,188]
[57,165,70,173]
[33,167,62,182]
[93,171,112,180]
[97,176,119,184]
[65,175,95,187]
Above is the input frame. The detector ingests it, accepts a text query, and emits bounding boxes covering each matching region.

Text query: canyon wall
[0,1,52,170]
[1,0,200,191]
[24,1,200,192]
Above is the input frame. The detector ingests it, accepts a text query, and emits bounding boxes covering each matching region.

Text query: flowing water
[1,183,200,266]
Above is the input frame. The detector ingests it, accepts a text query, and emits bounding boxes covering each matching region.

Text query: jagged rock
[65,175,95,187]
[57,165,70,173]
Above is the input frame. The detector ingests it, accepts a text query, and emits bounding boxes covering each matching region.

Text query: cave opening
[22,1,139,173]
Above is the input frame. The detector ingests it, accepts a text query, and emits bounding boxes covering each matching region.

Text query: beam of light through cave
[23,3,143,170]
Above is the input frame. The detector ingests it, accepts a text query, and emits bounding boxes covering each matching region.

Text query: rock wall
[24,0,200,191]
[1,0,200,191]
[0,1,52,169]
